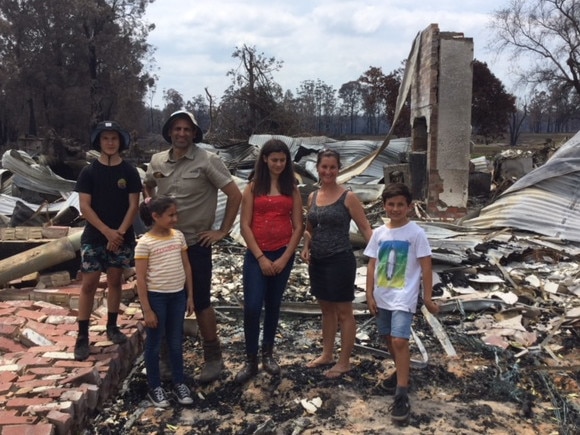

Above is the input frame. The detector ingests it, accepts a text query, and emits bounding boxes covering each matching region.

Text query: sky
[143,0,513,108]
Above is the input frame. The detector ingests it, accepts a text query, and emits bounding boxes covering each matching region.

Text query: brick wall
[410,24,473,218]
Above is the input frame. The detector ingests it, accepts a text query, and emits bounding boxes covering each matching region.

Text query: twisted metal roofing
[464,131,580,242]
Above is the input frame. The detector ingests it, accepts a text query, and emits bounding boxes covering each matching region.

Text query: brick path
[0,281,144,435]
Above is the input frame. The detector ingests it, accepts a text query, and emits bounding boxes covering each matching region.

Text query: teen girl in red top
[235,139,304,383]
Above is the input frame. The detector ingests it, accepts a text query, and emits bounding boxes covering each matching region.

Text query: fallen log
[0,231,81,286]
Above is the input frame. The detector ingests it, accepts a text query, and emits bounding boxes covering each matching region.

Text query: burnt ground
[82,303,580,435]
[76,229,580,435]
[3,134,577,434]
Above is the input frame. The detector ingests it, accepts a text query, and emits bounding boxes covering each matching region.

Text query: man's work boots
[197,338,224,383]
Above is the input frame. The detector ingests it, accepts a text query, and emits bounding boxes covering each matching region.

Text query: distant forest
[1,1,580,151]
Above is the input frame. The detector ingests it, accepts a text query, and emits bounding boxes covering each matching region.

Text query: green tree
[295,79,337,135]
[186,95,211,136]
[357,66,404,135]
[358,67,385,134]
[0,0,155,146]
[163,89,185,117]
[471,60,516,142]
[528,91,550,133]
[547,83,580,132]
[277,89,302,136]
[383,65,410,137]
[338,81,362,134]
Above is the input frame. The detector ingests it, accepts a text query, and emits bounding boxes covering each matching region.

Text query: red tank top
[251,194,294,251]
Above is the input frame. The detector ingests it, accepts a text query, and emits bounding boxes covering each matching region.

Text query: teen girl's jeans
[144,289,186,388]
[243,247,294,355]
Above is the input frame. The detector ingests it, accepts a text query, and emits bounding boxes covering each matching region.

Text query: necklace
[315,193,324,229]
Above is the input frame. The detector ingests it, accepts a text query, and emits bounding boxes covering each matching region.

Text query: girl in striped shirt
[135,196,194,408]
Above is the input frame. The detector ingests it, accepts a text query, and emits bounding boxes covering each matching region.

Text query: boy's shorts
[80,243,134,273]
[376,308,414,339]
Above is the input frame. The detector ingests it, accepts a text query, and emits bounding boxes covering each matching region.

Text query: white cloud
[144,0,513,107]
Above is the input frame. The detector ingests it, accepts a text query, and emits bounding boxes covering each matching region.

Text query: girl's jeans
[243,247,294,355]
[144,289,186,388]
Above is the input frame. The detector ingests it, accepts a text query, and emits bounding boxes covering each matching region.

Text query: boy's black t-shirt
[75,159,142,246]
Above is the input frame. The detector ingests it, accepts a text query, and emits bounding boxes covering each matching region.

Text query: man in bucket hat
[74,121,142,361]
[144,110,242,383]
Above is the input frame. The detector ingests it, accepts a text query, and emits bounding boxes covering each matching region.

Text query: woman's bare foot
[324,363,351,379]
[306,355,334,368]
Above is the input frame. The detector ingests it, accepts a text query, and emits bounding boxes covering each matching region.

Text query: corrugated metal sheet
[0,169,12,195]
[0,192,78,216]
[463,131,580,242]
[248,134,411,183]
[2,149,76,195]
[199,142,259,174]
[250,134,335,161]
[357,138,411,180]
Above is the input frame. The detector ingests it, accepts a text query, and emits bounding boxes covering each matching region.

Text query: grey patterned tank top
[307,190,352,259]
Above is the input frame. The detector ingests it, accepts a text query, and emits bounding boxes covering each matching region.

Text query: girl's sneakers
[148,384,193,407]
[148,386,170,408]
[174,383,194,405]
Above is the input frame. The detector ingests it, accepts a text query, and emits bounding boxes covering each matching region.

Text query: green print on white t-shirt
[377,240,410,289]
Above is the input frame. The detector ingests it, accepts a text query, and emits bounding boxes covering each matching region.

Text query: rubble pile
[85,239,579,434]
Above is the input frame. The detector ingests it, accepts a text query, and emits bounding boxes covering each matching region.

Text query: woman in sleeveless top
[301,149,372,378]
[236,139,304,383]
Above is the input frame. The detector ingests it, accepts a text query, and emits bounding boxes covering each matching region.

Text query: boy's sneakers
[106,326,127,344]
[376,371,412,396]
[377,371,398,395]
[74,336,90,361]
[148,386,170,408]
[174,383,194,405]
[389,394,410,422]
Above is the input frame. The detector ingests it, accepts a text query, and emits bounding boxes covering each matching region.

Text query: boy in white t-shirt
[364,183,439,422]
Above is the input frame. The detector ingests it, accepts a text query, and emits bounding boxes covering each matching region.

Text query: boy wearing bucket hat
[74,121,142,361]
[144,110,242,383]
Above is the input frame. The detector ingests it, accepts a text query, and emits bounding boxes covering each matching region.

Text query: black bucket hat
[162,110,203,144]
[90,121,131,151]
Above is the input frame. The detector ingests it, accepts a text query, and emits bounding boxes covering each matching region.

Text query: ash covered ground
[83,244,580,435]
